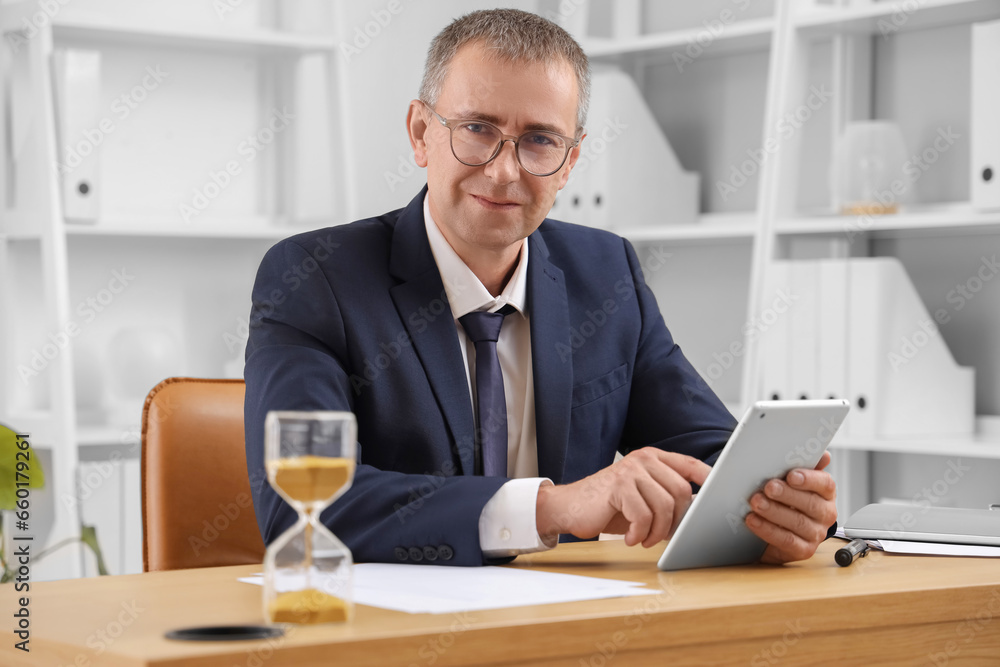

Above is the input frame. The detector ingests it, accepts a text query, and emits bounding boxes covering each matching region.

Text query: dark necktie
[459,305,516,476]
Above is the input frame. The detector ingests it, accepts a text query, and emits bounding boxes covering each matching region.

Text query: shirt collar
[423,194,528,320]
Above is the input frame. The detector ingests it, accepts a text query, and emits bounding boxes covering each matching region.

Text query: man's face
[409,41,582,258]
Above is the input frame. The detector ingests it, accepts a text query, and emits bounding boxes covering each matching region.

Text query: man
[244,9,837,567]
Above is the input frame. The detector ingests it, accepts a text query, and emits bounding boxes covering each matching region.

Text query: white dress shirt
[423,198,557,557]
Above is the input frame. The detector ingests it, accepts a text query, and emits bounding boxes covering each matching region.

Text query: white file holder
[757,258,975,439]
[554,68,699,230]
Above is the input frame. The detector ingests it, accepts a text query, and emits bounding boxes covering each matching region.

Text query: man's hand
[745,451,838,564]
[535,448,711,548]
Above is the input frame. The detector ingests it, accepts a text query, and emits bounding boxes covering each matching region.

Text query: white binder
[52,49,102,223]
[845,260,884,438]
[759,262,791,402]
[971,19,1000,212]
[817,260,849,404]
[552,159,592,226]
[789,261,819,401]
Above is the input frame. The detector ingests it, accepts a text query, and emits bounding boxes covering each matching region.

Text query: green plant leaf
[0,423,45,511]
[80,524,109,576]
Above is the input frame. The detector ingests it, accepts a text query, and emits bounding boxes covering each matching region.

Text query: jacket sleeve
[244,239,508,566]
[619,238,738,466]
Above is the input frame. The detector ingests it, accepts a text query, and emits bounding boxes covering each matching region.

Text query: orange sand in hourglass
[266,456,354,623]
[269,456,354,504]
[269,588,348,624]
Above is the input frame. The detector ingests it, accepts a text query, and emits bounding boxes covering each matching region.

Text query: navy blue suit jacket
[244,187,737,566]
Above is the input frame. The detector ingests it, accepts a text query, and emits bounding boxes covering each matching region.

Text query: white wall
[333,0,538,219]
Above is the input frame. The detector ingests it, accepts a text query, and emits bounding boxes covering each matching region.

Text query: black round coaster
[165,625,284,641]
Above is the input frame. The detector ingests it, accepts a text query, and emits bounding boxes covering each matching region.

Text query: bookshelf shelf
[52,15,337,55]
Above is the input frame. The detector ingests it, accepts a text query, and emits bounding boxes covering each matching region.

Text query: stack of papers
[834,528,1000,558]
[240,564,659,614]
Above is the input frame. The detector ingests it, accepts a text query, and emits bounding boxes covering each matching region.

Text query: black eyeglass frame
[421,101,581,177]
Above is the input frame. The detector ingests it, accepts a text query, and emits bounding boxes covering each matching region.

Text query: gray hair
[418,8,590,134]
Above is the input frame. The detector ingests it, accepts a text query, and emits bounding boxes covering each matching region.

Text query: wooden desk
[3,540,999,666]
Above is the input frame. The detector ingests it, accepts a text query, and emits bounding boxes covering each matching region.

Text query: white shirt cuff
[479,478,558,558]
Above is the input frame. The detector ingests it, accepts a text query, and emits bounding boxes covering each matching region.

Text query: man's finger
[616,485,655,547]
[815,451,832,471]
[762,478,838,526]
[644,449,713,487]
[750,492,828,545]
[745,512,815,563]
[633,475,676,547]
[641,462,695,543]
[784,468,837,501]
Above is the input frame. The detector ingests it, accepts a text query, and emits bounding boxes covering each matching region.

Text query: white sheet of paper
[877,540,1000,558]
[240,563,658,614]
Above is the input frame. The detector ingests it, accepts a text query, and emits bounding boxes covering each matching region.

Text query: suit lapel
[527,230,572,483]
[389,188,477,475]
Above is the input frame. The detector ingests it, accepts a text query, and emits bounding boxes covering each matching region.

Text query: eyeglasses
[422,101,580,177]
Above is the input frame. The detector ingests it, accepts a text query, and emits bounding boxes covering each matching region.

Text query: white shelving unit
[0,0,348,579]
[569,0,1000,519]
[583,16,775,61]
[754,1,1000,511]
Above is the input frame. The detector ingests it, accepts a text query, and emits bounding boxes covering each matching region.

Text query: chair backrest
[141,377,265,571]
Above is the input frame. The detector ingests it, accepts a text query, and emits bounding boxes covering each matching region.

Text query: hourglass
[263,411,357,624]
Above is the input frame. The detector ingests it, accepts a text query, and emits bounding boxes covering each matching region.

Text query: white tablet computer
[657,399,849,571]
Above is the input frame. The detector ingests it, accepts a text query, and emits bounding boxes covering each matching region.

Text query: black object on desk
[165,625,284,641]
[835,538,871,567]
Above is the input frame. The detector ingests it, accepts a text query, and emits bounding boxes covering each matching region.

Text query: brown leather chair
[141,377,265,571]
